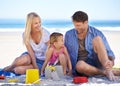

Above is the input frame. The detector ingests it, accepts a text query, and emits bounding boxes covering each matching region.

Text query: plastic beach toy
[0,76,5,79]
[8,78,19,83]
[25,69,40,84]
[73,76,88,84]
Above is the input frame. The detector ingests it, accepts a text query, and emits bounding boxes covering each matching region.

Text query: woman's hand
[34,65,39,69]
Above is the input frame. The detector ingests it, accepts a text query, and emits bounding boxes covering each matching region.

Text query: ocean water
[0,19,120,33]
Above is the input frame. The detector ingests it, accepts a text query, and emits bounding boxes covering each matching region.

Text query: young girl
[41,32,72,75]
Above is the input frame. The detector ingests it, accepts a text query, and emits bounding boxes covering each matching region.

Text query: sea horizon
[0,19,120,32]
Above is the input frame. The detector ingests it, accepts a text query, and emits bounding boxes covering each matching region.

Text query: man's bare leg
[92,36,117,81]
[76,60,120,79]
[76,60,105,76]
[76,36,120,81]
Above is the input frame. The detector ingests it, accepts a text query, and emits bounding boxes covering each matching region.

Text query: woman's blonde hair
[49,32,63,47]
[23,12,40,45]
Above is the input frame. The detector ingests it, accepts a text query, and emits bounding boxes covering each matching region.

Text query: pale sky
[0,0,120,20]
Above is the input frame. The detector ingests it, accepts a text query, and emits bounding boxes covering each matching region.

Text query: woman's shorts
[21,52,44,70]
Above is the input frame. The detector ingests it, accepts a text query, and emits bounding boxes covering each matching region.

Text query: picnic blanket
[0,69,120,86]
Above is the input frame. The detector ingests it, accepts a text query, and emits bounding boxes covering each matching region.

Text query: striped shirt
[64,26,115,75]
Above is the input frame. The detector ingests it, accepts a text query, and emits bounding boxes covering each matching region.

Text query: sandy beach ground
[103,31,120,68]
[0,30,120,68]
[0,29,120,85]
[0,30,26,68]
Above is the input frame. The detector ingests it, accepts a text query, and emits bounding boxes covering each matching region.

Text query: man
[65,11,119,81]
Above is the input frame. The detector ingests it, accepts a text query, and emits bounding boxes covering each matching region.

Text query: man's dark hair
[72,11,88,22]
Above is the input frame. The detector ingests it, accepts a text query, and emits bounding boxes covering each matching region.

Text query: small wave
[96,27,120,31]
[0,27,120,34]
[0,28,24,32]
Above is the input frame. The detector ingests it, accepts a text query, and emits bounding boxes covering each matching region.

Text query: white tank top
[30,28,50,60]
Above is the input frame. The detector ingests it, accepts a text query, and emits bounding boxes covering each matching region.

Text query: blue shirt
[64,26,115,75]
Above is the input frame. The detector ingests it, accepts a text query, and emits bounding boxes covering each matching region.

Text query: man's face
[73,21,88,34]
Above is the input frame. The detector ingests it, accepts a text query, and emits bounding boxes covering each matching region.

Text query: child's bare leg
[59,54,67,75]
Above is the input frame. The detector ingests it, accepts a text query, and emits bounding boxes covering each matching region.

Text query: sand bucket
[73,76,88,84]
[25,69,40,84]
[55,65,64,78]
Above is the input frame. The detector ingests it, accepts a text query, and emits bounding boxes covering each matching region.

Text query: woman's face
[31,17,41,32]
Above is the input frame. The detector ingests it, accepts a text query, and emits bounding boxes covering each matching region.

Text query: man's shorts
[76,57,102,76]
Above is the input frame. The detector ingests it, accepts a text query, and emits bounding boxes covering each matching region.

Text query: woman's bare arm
[25,43,38,69]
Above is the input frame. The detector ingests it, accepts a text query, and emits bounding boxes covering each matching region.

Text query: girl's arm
[41,47,53,74]
[25,43,38,69]
[64,46,72,75]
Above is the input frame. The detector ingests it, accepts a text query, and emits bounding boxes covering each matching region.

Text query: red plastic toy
[73,76,88,84]
[0,76,5,79]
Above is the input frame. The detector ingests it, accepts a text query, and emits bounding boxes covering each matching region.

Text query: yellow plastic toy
[25,69,40,84]
[8,78,19,83]
[46,65,56,71]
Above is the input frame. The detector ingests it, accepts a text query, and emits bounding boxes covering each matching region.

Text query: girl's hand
[67,70,72,76]
[40,72,45,77]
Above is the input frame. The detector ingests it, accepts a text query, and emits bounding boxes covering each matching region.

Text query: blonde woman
[3,12,50,74]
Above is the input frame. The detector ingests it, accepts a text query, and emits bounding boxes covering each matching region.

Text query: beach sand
[0,31,26,68]
[0,30,120,85]
[0,30,120,68]
[103,31,120,68]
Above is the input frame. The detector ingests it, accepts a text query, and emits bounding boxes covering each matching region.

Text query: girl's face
[54,36,64,48]
[31,17,41,32]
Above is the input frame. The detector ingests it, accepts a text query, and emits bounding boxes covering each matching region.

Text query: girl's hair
[50,32,63,46]
[23,12,41,45]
